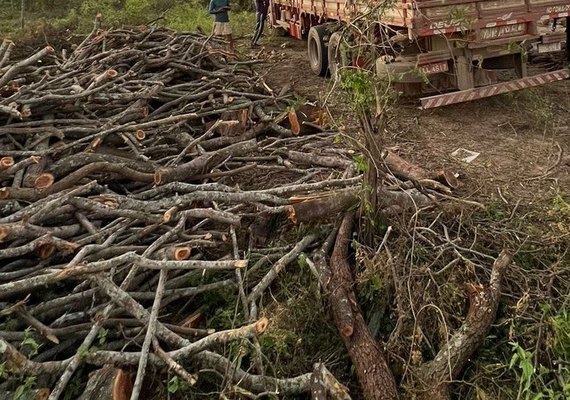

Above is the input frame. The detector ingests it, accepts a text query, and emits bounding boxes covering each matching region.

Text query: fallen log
[383,150,458,189]
[414,251,512,399]
[311,362,352,400]
[288,189,359,224]
[327,213,399,400]
[287,187,432,224]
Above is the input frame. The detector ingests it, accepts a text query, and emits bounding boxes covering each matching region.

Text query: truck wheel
[328,31,344,79]
[308,25,329,76]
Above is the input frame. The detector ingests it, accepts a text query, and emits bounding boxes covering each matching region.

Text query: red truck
[268,0,570,108]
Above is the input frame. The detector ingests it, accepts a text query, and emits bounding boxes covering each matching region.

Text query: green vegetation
[0,330,40,399]
[451,192,570,400]
[256,253,348,379]
[0,0,255,40]
[20,328,40,358]
[446,6,475,33]
[165,2,254,36]
[496,87,555,130]
[167,375,193,396]
[13,376,36,400]
[468,307,570,400]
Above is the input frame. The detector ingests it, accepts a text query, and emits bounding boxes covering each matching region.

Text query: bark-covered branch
[414,251,512,399]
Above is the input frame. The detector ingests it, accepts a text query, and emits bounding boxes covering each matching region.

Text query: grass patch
[494,87,555,131]
[0,1,255,44]
[255,253,350,383]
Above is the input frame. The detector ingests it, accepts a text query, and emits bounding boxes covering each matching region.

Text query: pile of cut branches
[0,25,368,399]
[0,21,487,400]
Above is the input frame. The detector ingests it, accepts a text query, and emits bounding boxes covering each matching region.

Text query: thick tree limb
[414,250,512,399]
[383,150,458,189]
[327,213,399,400]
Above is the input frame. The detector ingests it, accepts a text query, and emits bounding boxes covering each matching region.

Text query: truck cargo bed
[271,0,570,38]
[269,0,569,107]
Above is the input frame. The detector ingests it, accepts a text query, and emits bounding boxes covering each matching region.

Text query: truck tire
[308,25,329,76]
[328,31,343,79]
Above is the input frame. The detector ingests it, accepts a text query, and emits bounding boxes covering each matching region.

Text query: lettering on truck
[546,5,570,13]
[429,21,462,30]
[480,23,525,40]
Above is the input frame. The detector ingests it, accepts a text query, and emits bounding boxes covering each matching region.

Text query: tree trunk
[358,109,382,245]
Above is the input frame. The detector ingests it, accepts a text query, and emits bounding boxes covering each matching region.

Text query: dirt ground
[244,35,570,210]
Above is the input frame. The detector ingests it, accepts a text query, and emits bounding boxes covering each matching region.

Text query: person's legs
[213,21,221,36]
[219,23,233,51]
[258,13,266,41]
[251,13,261,46]
[251,12,266,46]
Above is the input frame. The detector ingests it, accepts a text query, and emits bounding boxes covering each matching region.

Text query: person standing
[209,0,234,50]
[251,0,269,47]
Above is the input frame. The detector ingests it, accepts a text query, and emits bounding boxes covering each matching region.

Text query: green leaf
[97,328,109,346]
[353,154,368,173]
[297,253,308,269]
[539,303,551,313]
[13,385,25,400]
[77,344,90,358]
[13,377,35,400]
[521,361,534,381]
[167,376,179,394]
[21,334,40,358]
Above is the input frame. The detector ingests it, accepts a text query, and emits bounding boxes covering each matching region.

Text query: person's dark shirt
[209,0,230,22]
[255,0,269,14]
